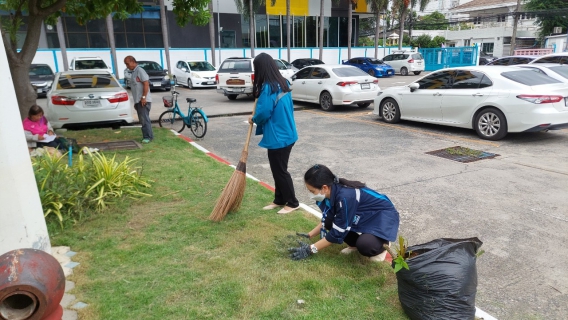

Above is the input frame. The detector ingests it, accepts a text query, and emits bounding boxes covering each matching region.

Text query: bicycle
[158,85,208,138]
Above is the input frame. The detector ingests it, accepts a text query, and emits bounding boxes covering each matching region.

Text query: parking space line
[302,109,501,148]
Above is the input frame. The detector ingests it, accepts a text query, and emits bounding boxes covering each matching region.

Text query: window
[219,60,252,72]
[29,65,53,76]
[547,66,568,80]
[497,14,507,22]
[274,60,287,70]
[57,74,120,90]
[491,58,510,66]
[479,75,493,88]
[382,55,393,62]
[510,57,532,65]
[357,59,366,64]
[482,43,494,54]
[451,71,487,89]
[332,67,368,77]
[501,70,561,86]
[188,61,215,71]
[368,58,383,65]
[473,17,481,25]
[348,58,358,64]
[533,56,568,64]
[311,68,330,79]
[417,71,452,89]
[412,53,423,60]
[294,68,312,80]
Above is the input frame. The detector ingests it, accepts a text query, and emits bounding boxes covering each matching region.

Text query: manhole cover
[82,140,141,151]
[426,146,499,163]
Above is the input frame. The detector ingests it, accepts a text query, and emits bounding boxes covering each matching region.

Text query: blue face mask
[310,191,326,202]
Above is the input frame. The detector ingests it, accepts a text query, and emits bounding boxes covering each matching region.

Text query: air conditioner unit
[553,27,563,34]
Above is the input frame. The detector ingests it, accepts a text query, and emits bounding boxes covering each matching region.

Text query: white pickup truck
[215,57,254,100]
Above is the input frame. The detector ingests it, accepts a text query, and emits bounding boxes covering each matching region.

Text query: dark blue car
[341,57,395,77]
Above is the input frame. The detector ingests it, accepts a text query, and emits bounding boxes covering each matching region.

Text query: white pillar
[0,35,51,255]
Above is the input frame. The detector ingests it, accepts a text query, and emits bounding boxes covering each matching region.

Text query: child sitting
[23,104,64,151]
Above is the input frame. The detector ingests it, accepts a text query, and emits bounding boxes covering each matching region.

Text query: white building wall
[546,35,568,53]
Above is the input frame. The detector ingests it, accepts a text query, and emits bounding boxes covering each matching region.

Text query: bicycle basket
[162,96,173,108]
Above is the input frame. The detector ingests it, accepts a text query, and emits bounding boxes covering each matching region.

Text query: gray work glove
[296,232,310,239]
[288,241,313,261]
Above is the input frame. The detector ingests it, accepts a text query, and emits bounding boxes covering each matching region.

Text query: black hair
[124,55,137,63]
[28,104,44,118]
[304,164,366,189]
[252,53,291,98]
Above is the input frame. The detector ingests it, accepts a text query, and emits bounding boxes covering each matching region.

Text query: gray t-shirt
[130,65,152,103]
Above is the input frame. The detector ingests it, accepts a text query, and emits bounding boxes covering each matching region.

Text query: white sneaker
[369,250,388,262]
[340,247,358,255]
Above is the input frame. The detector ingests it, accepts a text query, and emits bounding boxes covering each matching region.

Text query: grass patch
[53,127,407,319]
[445,146,483,157]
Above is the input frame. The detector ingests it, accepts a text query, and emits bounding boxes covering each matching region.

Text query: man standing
[124,56,153,143]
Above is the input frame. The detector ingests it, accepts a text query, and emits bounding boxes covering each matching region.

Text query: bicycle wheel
[159,110,185,133]
[189,109,207,138]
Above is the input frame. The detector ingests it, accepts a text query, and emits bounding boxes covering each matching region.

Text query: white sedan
[291,65,380,111]
[373,66,568,140]
[46,71,133,129]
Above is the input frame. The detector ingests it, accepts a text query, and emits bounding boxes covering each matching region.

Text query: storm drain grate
[426,146,499,163]
[82,140,141,151]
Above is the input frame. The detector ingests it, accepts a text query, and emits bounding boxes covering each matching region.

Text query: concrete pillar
[0,35,51,255]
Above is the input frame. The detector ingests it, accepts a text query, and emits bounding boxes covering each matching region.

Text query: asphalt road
[41,73,568,319]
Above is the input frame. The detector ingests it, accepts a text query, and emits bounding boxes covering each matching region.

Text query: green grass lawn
[51,127,407,320]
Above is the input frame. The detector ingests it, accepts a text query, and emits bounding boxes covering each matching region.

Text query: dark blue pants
[135,102,154,140]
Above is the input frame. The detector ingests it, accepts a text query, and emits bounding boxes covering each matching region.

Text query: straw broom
[209,100,257,222]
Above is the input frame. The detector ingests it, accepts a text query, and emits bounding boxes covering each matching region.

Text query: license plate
[361,83,370,89]
[152,82,161,87]
[37,89,42,93]
[207,82,215,85]
[84,99,100,107]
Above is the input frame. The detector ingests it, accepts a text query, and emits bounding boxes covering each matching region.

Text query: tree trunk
[208,1,216,66]
[159,0,172,74]
[287,0,291,62]
[510,0,522,56]
[347,1,352,59]
[318,0,324,61]
[106,15,119,78]
[2,16,45,120]
[398,9,405,50]
[374,11,379,58]
[56,17,68,71]
[249,0,255,57]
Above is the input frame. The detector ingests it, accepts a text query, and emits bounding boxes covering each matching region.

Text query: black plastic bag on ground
[394,237,483,320]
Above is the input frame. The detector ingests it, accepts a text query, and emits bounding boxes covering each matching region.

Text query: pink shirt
[23,116,49,135]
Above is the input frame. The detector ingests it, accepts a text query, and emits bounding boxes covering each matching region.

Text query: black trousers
[267,143,299,208]
[344,232,389,257]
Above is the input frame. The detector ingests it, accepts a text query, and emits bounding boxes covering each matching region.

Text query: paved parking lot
[41,73,568,319]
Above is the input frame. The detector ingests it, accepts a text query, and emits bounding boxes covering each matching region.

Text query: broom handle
[243,99,258,153]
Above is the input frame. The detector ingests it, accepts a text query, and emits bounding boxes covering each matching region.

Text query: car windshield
[548,66,568,80]
[29,65,53,76]
[332,67,368,77]
[281,60,292,68]
[368,59,384,64]
[188,61,216,71]
[75,60,108,70]
[308,59,324,65]
[501,70,562,86]
[139,62,163,71]
[57,74,120,89]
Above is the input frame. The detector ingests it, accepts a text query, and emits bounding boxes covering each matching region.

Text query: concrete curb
[170,129,499,320]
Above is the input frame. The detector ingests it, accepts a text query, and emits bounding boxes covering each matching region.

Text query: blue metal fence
[419,46,479,71]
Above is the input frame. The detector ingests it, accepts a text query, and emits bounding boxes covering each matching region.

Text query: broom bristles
[209,151,248,222]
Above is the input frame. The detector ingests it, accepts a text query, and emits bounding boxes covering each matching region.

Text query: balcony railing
[513,48,553,56]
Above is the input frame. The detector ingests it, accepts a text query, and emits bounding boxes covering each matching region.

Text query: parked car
[215,57,254,100]
[486,55,537,66]
[381,50,424,76]
[274,58,296,80]
[173,60,217,88]
[124,60,171,91]
[373,66,568,140]
[478,52,497,65]
[291,58,325,70]
[46,70,133,129]
[516,63,568,83]
[529,52,568,64]
[341,57,395,77]
[290,65,379,111]
[69,57,111,71]
[29,64,54,97]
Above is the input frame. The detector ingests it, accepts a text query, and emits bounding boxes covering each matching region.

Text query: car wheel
[380,98,401,123]
[187,78,193,89]
[474,107,508,140]
[400,67,409,76]
[357,102,371,108]
[227,94,238,100]
[319,91,336,111]
[413,71,421,75]
[368,69,375,77]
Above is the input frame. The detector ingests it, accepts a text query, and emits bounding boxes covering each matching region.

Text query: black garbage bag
[394,237,483,320]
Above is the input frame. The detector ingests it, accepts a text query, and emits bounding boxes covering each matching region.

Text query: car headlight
[164,75,170,80]
[46,81,53,88]
[192,73,202,78]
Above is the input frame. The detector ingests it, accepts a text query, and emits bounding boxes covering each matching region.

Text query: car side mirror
[182,67,188,72]
[409,83,420,92]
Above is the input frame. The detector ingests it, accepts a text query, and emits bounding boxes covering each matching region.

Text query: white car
[516,63,568,83]
[69,57,112,71]
[46,71,133,129]
[291,65,380,111]
[274,58,297,80]
[373,66,568,140]
[381,51,424,76]
[528,53,568,65]
[173,60,217,88]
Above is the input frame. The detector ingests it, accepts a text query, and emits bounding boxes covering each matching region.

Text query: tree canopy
[414,11,448,30]
[525,0,568,40]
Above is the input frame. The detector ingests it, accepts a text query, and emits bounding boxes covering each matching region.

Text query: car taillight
[215,74,219,84]
[373,79,379,84]
[251,74,255,82]
[107,92,129,103]
[516,95,563,104]
[408,59,414,63]
[336,81,358,87]
[51,96,76,105]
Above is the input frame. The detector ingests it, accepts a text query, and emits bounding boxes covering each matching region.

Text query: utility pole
[159,0,172,73]
[509,0,522,56]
